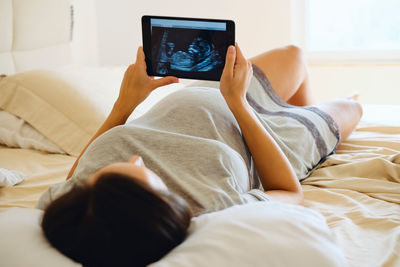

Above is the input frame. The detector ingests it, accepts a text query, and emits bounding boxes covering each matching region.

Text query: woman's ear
[129,155,145,167]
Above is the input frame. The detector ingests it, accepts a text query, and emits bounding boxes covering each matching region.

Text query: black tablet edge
[141,16,153,76]
[141,15,235,81]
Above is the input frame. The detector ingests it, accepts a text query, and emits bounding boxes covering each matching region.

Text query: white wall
[92,0,400,104]
[94,0,292,65]
[70,0,98,65]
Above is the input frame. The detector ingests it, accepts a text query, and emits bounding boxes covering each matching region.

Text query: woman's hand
[220,43,253,110]
[114,46,179,117]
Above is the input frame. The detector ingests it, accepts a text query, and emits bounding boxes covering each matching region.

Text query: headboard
[0,0,72,75]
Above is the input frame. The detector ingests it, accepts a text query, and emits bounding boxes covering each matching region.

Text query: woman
[38,43,362,267]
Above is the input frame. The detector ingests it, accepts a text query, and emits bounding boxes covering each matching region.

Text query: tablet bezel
[142,15,235,81]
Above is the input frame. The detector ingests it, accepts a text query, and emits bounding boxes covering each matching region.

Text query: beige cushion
[0,70,105,156]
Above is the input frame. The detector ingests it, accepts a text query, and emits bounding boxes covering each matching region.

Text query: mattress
[0,98,399,266]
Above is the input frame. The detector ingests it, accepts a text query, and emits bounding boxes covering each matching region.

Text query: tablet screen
[142,16,235,81]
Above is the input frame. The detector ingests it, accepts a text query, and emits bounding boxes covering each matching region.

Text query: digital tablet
[142,15,235,81]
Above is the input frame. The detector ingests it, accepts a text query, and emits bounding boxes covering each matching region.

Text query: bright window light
[306,0,400,52]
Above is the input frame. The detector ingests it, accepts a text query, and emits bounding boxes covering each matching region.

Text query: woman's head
[87,155,168,191]
[41,157,192,267]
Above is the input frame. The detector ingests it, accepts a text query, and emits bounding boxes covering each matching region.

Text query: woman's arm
[66,47,178,180]
[219,44,303,205]
[66,103,134,180]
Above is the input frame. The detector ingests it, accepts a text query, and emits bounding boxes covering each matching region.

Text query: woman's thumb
[152,76,179,89]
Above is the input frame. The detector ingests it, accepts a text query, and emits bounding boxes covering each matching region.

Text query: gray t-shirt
[37,66,339,216]
[37,86,271,216]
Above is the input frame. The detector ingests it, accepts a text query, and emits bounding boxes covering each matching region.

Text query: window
[292,0,400,62]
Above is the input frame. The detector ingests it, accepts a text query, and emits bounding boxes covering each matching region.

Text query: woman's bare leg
[249,45,363,141]
[315,97,363,140]
[249,45,315,106]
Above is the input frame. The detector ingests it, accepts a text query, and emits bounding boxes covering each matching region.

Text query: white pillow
[0,110,65,153]
[0,202,347,267]
[0,208,80,267]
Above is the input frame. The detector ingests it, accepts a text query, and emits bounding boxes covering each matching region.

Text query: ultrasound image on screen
[151,26,228,79]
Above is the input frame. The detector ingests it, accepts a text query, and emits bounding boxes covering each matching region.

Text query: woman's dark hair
[41,172,193,267]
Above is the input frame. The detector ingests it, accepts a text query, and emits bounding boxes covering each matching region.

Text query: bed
[0,1,399,267]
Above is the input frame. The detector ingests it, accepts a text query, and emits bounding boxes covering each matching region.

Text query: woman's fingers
[135,46,148,73]
[235,42,247,65]
[151,76,179,89]
[136,46,145,62]
[221,45,236,79]
[221,43,251,82]
[247,61,253,82]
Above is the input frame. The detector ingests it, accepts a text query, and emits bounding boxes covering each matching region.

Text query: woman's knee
[285,45,302,55]
[278,45,307,84]
[249,44,310,103]
[283,45,305,66]
[250,44,304,65]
